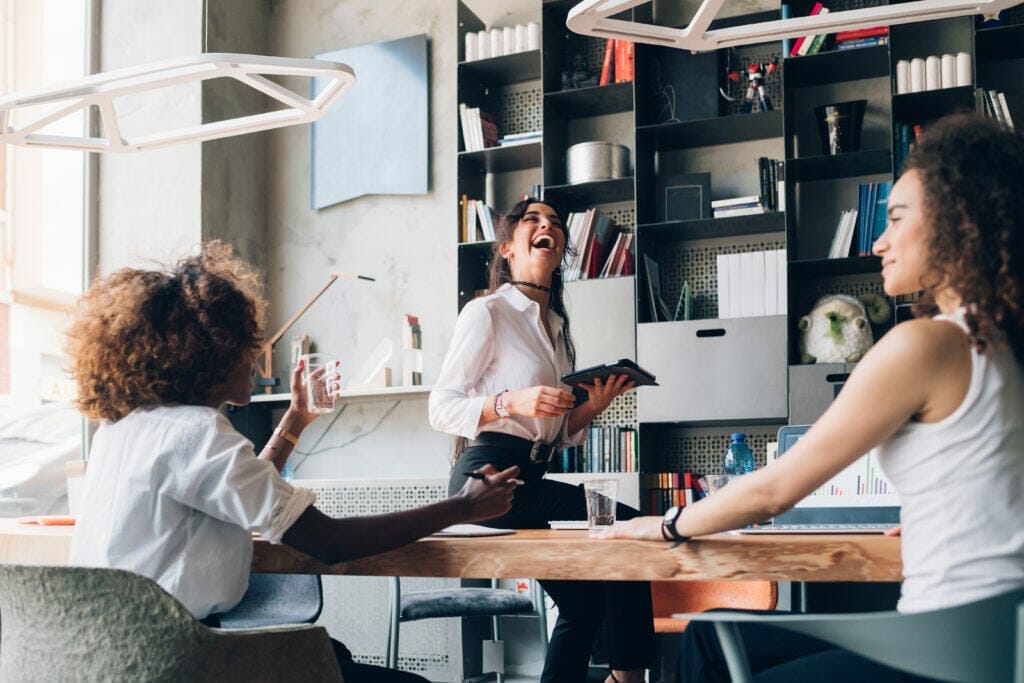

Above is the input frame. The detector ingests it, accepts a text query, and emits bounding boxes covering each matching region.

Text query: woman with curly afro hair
[66,241,520,682]
[604,113,1024,682]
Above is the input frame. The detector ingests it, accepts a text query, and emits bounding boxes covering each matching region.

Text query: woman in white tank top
[602,114,1024,681]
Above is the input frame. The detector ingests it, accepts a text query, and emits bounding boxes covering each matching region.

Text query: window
[0,0,88,413]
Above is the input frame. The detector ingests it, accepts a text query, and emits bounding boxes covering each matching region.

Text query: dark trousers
[452,441,655,683]
[678,612,938,683]
[331,639,429,683]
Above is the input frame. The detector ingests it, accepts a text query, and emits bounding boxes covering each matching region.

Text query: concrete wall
[265,0,460,479]
[202,0,270,269]
[97,1,203,274]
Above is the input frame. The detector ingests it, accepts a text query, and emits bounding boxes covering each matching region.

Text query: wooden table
[0,520,901,583]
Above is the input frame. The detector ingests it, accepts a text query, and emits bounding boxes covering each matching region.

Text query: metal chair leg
[387,576,401,669]
[713,621,753,683]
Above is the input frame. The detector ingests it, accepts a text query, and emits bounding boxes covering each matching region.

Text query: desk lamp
[566,0,1022,52]
[255,271,374,394]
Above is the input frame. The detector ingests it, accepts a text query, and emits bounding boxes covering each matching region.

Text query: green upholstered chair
[677,585,1024,683]
[0,564,343,682]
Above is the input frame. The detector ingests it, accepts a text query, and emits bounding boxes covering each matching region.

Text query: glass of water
[584,479,618,535]
[300,353,336,414]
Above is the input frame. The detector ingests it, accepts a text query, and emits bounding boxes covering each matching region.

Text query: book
[834,26,889,42]
[789,1,824,57]
[997,91,1014,130]
[672,281,692,322]
[714,206,767,218]
[764,249,779,315]
[643,254,671,322]
[599,38,614,86]
[871,181,893,243]
[805,22,832,55]
[716,253,730,318]
[711,195,762,208]
[836,36,888,50]
[794,3,826,56]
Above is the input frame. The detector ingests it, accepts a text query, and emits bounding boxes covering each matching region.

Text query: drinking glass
[301,353,336,414]
[584,479,618,534]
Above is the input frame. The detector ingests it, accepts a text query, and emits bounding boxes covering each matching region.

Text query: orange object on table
[17,515,76,526]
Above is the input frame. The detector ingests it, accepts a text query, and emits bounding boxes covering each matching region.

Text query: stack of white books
[712,196,766,219]
[715,249,787,318]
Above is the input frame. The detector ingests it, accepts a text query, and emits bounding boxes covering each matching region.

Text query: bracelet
[494,390,511,419]
[274,427,299,446]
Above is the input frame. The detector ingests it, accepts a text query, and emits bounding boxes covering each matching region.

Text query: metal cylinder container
[567,141,629,184]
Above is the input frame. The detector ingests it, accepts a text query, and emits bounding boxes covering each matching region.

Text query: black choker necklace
[510,280,552,294]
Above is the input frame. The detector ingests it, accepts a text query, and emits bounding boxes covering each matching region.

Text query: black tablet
[561,359,658,406]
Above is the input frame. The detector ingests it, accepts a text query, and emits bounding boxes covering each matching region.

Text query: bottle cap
[730,432,746,441]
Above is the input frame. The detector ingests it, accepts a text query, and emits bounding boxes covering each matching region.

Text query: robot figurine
[728,60,778,113]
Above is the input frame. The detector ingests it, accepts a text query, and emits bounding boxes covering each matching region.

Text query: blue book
[862,182,878,255]
[871,181,893,244]
[856,183,869,257]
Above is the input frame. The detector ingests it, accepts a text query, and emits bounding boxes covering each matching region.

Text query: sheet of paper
[431,524,515,537]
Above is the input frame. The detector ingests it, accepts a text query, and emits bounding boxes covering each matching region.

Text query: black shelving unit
[455,0,1024,502]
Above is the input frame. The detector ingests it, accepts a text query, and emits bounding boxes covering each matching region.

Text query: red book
[599,38,615,86]
[614,40,626,83]
[835,25,889,42]
[623,41,634,82]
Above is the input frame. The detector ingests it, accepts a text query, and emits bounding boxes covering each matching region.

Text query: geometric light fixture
[0,53,355,153]
[567,0,1022,51]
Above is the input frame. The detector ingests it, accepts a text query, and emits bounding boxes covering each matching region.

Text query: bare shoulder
[871,318,969,370]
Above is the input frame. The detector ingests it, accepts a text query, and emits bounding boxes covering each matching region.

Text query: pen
[464,471,525,485]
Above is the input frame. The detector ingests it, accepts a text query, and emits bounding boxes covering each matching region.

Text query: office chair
[217,573,324,628]
[677,585,1024,683]
[651,580,777,633]
[386,576,548,682]
[0,564,343,682]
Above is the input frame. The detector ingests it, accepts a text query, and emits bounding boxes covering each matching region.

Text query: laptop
[736,425,900,534]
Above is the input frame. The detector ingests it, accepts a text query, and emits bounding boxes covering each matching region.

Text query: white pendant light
[567,0,1022,51]
[0,53,355,153]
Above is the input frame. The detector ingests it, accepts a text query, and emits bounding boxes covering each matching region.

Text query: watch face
[663,506,679,524]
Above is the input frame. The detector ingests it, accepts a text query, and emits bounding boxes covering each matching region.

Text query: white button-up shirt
[429,283,586,446]
[69,405,316,618]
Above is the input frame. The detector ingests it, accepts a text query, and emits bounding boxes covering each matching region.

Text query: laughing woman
[429,198,654,683]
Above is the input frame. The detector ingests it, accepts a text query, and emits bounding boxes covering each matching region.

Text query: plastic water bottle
[722,433,755,475]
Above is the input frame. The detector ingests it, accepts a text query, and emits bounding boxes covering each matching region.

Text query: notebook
[736,425,900,534]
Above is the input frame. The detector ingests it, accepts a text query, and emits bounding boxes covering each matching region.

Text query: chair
[0,564,343,682]
[216,573,324,628]
[651,580,778,633]
[386,576,548,682]
[678,586,1024,683]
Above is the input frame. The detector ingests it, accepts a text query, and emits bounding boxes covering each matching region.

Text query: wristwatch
[661,506,689,543]
[494,391,511,419]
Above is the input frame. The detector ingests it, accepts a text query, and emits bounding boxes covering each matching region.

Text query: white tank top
[876,310,1024,613]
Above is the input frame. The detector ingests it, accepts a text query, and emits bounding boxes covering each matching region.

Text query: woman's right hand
[503,385,576,418]
[455,464,521,522]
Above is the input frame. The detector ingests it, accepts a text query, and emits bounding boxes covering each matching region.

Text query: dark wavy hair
[66,241,266,421]
[904,113,1024,364]
[487,197,577,370]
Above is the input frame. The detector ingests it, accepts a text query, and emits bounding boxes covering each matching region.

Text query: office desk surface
[0,520,902,582]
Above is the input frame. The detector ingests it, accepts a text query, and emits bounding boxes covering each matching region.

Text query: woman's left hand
[596,516,664,541]
[579,374,635,414]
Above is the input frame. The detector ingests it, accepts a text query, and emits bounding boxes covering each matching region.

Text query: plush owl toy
[798,293,892,364]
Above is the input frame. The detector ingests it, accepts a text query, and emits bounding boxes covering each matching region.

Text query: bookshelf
[455,0,1024,514]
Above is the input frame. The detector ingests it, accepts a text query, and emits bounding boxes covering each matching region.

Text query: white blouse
[69,405,316,618]
[877,310,1024,613]
[430,283,586,446]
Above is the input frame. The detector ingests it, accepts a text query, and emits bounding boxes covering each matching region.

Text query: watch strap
[662,506,690,543]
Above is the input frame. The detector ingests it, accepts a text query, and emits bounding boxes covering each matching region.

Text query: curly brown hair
[904,113,1024,364]
[66,241,266,421]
